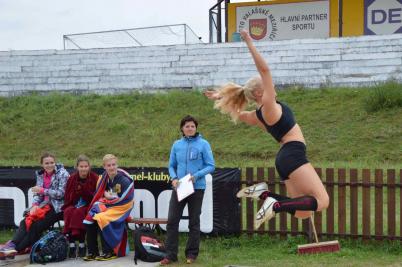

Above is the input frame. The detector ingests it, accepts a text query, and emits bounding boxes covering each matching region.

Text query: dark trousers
[85,223,112,255]
[12,208,63,252]
[165,189,205,261]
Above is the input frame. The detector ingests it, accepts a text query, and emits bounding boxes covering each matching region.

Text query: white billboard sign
[236,0,330,41]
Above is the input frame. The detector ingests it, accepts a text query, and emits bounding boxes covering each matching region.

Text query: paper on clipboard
[176,174,195,202]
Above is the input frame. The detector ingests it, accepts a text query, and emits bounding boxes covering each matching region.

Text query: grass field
[1,229,401,266]
[0,83,401,169]
[1,83,401,266]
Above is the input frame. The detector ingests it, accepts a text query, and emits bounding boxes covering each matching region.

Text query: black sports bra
[256,101,296,142]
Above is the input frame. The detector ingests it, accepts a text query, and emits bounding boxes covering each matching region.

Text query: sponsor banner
[235,0,330,41]
[0,167,241,234]
[364,0,402,35]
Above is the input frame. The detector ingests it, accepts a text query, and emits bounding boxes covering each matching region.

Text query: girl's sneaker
[236,182,268,199]
[254,197,277,229]
[0,242,17,260]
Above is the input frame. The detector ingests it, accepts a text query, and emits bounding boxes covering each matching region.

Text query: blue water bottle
[232,32,241,42]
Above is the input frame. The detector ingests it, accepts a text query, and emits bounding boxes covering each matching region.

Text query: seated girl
[62,155,98,258]
[0,152,69,258]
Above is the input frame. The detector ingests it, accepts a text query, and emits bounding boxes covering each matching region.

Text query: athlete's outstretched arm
[204,90,220,100]
[240,30,276,104]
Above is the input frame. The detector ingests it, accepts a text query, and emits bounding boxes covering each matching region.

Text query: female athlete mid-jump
[204,30,329,228]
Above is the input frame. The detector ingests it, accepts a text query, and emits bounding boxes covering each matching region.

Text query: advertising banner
[364,0,402,35]
[233,0,330,41]
[0,167,241,234]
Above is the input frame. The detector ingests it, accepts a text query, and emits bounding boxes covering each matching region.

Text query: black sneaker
[83,253,98,261]
[78,246,86,258]
[95,252,117,261]
[68,246,76,258]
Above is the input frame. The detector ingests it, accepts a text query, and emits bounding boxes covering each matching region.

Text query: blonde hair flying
[214,76,262,121]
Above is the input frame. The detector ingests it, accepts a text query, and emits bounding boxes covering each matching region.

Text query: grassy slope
[0,85,401,169]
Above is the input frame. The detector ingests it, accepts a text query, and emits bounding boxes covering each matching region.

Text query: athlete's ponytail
[214,76,261,122]
[214,82,247,122]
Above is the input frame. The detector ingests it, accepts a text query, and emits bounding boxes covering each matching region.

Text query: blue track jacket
[168,133,215,189]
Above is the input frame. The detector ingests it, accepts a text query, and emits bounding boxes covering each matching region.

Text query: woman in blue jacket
[160,115,215,265]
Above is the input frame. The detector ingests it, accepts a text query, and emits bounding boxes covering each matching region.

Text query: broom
[297,214,340,254]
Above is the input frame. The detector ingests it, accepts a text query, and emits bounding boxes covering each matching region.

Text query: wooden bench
[127,217,168,234]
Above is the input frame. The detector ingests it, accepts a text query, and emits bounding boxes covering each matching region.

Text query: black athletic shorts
[275,141,309,180]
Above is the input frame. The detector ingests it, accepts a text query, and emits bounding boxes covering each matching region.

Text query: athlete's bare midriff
[279,124,305,145]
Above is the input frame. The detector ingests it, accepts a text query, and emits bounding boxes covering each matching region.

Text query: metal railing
[63,24,203,50]
[209,0,228,43]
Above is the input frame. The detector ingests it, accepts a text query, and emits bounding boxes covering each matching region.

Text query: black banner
[0,167,241,234]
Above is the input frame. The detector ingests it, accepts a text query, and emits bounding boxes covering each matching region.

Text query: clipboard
[176,174,195,202]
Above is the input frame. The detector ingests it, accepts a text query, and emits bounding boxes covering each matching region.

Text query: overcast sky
[0,0,234,51]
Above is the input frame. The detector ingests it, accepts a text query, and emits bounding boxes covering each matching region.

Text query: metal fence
[63,24,203,49]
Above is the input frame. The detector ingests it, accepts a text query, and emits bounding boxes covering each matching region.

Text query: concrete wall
[0,34,401,96]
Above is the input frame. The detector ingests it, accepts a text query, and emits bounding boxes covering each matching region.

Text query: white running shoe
[0,247,17,260]
[254,197,277,229]
[236,182,268,199]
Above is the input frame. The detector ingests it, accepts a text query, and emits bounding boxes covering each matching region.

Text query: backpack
[30,230,68,264]
[134,226,167,264]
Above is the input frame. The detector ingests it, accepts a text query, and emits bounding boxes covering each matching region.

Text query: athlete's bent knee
[294,210,312,219]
